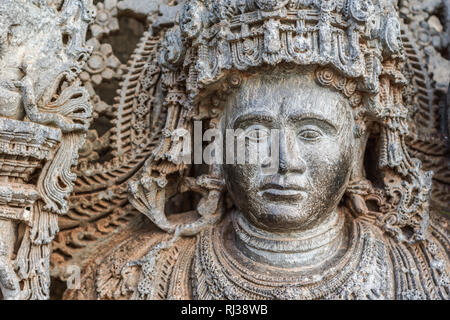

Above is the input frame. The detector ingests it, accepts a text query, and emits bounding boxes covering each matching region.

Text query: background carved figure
[0,0,94,299]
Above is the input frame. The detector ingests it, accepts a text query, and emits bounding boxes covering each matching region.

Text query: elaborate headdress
[129,0,433,280]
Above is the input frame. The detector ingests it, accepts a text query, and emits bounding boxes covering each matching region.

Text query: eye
[245,125,270,142]
[298,127,323,141]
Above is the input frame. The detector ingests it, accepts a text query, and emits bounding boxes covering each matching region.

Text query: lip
[259,184,305,200]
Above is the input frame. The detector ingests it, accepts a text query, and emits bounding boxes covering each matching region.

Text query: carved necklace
[191,209,394,299]
[232,209,346,268]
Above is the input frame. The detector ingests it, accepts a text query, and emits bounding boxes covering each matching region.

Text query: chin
[247,203,315,232]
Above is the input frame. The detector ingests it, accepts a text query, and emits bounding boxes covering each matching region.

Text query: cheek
[224,164,259,198]
[304,137,353,196]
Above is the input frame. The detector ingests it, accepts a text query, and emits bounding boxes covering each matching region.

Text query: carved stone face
[223,70,357,232]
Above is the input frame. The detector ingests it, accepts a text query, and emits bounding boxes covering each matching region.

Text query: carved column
[0,0,95,299]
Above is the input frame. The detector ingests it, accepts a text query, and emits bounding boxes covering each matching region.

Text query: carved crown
[160,0,405,98]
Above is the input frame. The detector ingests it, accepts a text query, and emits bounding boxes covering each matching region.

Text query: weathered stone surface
[1,0,447,300]
[57,0,450,300]
[0,0,94,299]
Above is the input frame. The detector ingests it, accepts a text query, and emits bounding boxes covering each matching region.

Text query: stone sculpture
[0,0,94,299]
[57,0,449,300]
[0,0,447,301]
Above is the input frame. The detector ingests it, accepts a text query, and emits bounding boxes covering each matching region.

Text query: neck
[231,209,345,268]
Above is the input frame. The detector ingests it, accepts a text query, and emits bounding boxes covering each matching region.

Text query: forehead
[224,72,348,126]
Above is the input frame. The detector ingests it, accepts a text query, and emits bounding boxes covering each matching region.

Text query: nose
[278,129,306,174]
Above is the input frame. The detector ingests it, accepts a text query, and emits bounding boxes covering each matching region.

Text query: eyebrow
[232,112,275,129]
[287,112,339,132]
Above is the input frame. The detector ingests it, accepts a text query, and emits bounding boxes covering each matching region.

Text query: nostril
[279,158,288,173]
[261,156,272,168]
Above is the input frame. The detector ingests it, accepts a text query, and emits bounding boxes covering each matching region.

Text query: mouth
[259,183,305,201]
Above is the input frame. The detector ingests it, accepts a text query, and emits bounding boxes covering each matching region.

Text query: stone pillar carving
[0,0,94,299]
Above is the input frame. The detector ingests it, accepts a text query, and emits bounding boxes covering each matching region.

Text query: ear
[350,117,369,182]
[345,117,371,217]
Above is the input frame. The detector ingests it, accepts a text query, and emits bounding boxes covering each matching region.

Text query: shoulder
[353,213,449,300]
[386,211,450,299]
[63,220,196,300]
